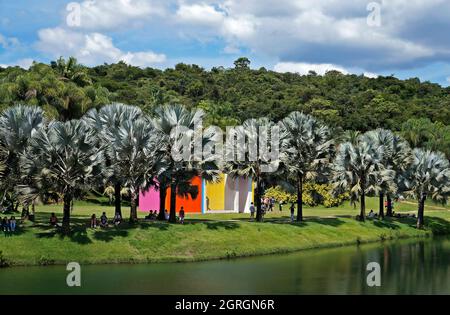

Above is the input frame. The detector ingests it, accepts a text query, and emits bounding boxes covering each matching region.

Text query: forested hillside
[1,57,449,156]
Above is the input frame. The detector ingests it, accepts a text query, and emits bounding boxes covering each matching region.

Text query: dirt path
[400,201,449,211]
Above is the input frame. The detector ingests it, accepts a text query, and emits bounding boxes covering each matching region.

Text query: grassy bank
[1,198,449,267]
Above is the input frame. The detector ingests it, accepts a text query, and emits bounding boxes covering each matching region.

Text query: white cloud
[274,62,349,75]
[222,15,256,40]
[0,33,19,49]
[17,58,34,69]
[0,58,34,69]
[273,61,378,78]
[176,3,224,26]
[121,51,166,67]
[169,0,450,70]
[363,71,379,79]
[174,3,257,53]
[223,44,240,54]
[18,0,450,73]
[36,27,166,67]
[67,0,165,30]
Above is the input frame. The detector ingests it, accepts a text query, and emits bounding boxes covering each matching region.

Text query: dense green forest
[0,57,449,157]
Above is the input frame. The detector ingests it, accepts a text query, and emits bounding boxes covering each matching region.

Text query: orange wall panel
[165,176,202,213]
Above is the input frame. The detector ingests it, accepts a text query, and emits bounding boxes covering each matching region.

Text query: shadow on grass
[93,229,129,242]
[137,221,170,231]
[373,218,401,230]
[269,217,345,228]
[306,217,346,227]
[1,225,27,237]
[33,218,173,244]
[229,216,346,228]
[203,221,239,230]
[24,212,450,245]
[69,227,92,244]
[83,197,131,207]
[34,224,92,244]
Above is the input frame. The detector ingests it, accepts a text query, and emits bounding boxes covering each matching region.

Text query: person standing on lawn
[290,203,295,222]
[179,207,185,224]
[249,202,255,219]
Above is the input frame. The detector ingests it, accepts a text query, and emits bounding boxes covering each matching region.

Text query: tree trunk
[114,182,122,217]
[157,184,167,221]
[30,202,35,222]
[129,188,138,223]
[296,174,303,222]
[360,190,366,222]
[23,204,30,218]
[0,189,7,208]
[255,176,263,222]
[62,192,72,234]
[386,195,393,217]
[417,194,426,229]
[169,182,177,223]
[379,192,384,219]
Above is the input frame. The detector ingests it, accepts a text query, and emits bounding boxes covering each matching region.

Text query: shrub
[0,251,9,268]
[264,184,348,207]
[38,255,55,266]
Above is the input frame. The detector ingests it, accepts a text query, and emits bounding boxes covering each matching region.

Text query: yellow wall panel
[206,174,225,211]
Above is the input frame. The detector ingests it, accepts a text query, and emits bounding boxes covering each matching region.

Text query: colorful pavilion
[138,174,254,213]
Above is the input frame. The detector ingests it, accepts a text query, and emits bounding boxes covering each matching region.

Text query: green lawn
[1,197,449,267]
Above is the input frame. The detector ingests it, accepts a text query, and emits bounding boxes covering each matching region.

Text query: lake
[1,236,449,294]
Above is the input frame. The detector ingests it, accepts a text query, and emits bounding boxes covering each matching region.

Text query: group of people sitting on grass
[90,212,122,228]
[366,209,416,219]
[144,207,186,224]
[144,210,159,220]
[47,207,188,229]
[367,210,379,219]
[2,216,17,236]
[48,208,188,229]
[48,211,123,229]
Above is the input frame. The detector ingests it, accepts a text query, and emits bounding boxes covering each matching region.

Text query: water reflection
[1,237,450,294]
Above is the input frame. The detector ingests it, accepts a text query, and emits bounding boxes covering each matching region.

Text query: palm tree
[400,149,450,229]
[104,116,164,223]
[339,130,361,145]
[84,103,143,217]
[51,57,92,87]
[153,104,220,223]
[103,185,115,205]
[332,140,395,221]
[0,105,44,212]
[225,118,279,222]
[279,112,334,221]
[362,129,412,218]
[20,120,107,234]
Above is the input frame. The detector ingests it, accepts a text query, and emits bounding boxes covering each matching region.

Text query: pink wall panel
[138,186,160,212]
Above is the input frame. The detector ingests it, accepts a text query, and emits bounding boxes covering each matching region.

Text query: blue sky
[1,0,450,86]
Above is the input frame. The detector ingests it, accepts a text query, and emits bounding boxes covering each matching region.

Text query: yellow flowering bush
[264,183,348,208]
